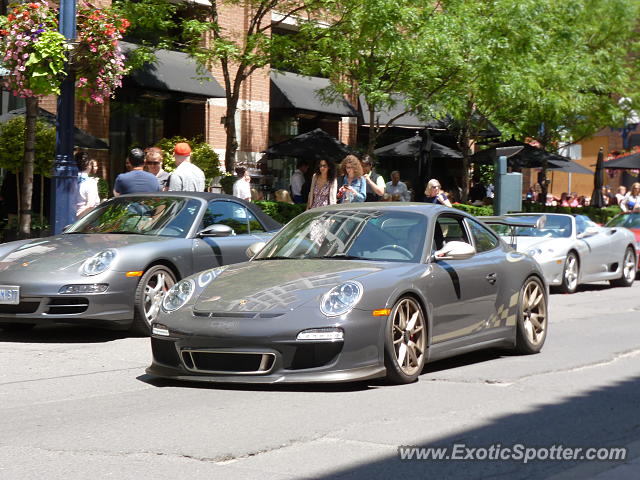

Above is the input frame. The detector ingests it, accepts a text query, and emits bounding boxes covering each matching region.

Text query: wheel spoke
[406,311,419,331]
[397,343,407,366]
[407,344,419,367]
[529,313,543,330]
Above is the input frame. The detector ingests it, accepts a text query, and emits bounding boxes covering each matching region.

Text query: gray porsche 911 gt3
[147,203,549,384]
[0,192,280,334]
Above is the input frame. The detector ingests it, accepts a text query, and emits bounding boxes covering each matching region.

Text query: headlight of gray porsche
[320,281,363,317]
[162,279,195,312]
[81,249,117,276]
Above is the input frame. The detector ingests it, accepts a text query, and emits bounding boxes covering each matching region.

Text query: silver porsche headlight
[81,249,117,276]
[527,247,554,257]
[162,279,195,312]
[320,281,363,317]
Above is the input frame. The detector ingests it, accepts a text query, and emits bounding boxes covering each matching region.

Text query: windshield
[254,210,427,262]
[606,213,640,229]
[66,196,201,237]
[490,215,573,238]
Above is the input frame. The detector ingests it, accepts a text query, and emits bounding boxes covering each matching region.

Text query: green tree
[0,117,56,226]
[274,0,460,156]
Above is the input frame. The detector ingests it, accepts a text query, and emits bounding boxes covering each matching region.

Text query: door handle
[485,273,497,285]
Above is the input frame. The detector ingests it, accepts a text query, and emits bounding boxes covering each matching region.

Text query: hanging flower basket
[0,1,129,104]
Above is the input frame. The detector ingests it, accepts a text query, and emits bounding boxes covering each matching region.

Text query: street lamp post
[51,0,77,234]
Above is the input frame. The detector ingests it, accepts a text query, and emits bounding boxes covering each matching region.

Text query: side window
[465,219,499,253]
[246,209,265,233]
[433,215,470,251]
[201,201,249,234]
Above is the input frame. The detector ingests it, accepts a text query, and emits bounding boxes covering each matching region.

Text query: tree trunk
[19,97,38,238]
[223,96,239,173]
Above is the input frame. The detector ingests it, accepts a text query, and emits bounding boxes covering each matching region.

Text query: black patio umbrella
[591,147,605,208]
[262,128,355,163]
[602,151,640,169]
[0,107,109,150]
[373,133,463,160]
[471,139,570,169]
[547,159,593,175]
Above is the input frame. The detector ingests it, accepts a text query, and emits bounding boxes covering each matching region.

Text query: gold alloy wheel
[391,298,426,376]
[521,279,547,346]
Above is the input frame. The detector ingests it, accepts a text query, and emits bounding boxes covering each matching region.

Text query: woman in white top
[307,159,337,209]
[75,152,100,218]
[620,182,640,212]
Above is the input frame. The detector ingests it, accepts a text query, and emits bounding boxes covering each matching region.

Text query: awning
[0,107,109,150]
[360,94,501,138]
[270,70,358,117]
[120,42,225,99]
[374,133,462,159]
[360,94,446,129]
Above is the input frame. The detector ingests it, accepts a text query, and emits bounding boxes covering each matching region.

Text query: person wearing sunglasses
[144,147,170,190]
[307,159,337,209]
[424,179,452,207]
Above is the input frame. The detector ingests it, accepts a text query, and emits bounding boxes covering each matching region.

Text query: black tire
[609,247,636,288]
[384,296,427,384]
[130,265,176,336]
[0,323,36,332]
[515,276,548,354]
[558,251,579,294]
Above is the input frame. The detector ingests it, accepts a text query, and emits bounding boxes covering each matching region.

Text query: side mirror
[246,241,266,259]
[197,224,233,238]
[433,241,476,261]
[577,226,600,239]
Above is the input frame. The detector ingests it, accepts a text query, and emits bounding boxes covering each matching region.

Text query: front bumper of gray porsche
[146,306,387,383]
[0,271,140,328]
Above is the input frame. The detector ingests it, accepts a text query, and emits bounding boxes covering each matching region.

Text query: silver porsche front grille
[180,349,275,375]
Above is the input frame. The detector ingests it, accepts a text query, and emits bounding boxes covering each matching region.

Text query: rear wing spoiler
[479,216,545,229]
[479,215,546,249]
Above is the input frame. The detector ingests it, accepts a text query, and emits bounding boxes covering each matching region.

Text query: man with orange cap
[168,142,205,192]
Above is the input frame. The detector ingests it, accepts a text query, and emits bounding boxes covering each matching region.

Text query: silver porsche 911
[147,203,548,384]
[0,192,280,334]
[483,213,637,294]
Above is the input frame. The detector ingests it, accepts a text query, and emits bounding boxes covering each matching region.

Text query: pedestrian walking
[113,148,160,196]
[75,151,100,217]
[290,160,309,204]
[232,167,252,202]
[337,155,366,203]
[145,147,170,190]
[361,155,385,201]
[307,159,337,209]
[424,179,452,207]
[168,142,205,192]
[385,171,410,201]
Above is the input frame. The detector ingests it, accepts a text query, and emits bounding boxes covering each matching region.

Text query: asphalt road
[1,282,639,479]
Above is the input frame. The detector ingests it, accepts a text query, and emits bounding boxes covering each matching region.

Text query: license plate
[0,285,19,305]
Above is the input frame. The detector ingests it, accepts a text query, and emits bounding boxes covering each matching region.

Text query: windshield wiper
[253,256,295,260]
[308,254,368,260]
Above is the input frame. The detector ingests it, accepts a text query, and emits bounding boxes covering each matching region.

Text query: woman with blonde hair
[307,159,337,209]
[621,182,640,212]
[337,155,366,203]
[424,179,452,207]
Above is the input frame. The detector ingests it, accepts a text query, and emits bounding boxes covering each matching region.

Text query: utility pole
[51,0,77,234]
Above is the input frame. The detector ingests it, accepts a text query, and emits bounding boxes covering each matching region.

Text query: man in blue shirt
[113,148,161,196]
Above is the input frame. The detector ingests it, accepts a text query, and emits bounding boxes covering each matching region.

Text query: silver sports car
[0,193,280,334]
[147,203,549,384]
[483,213,637,294]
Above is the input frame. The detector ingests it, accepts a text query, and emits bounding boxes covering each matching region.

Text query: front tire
[558,252,579,294]
[609,247,636,288]
[130,265,176,335]
[384,297,427,384]
[515,276,548,354]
